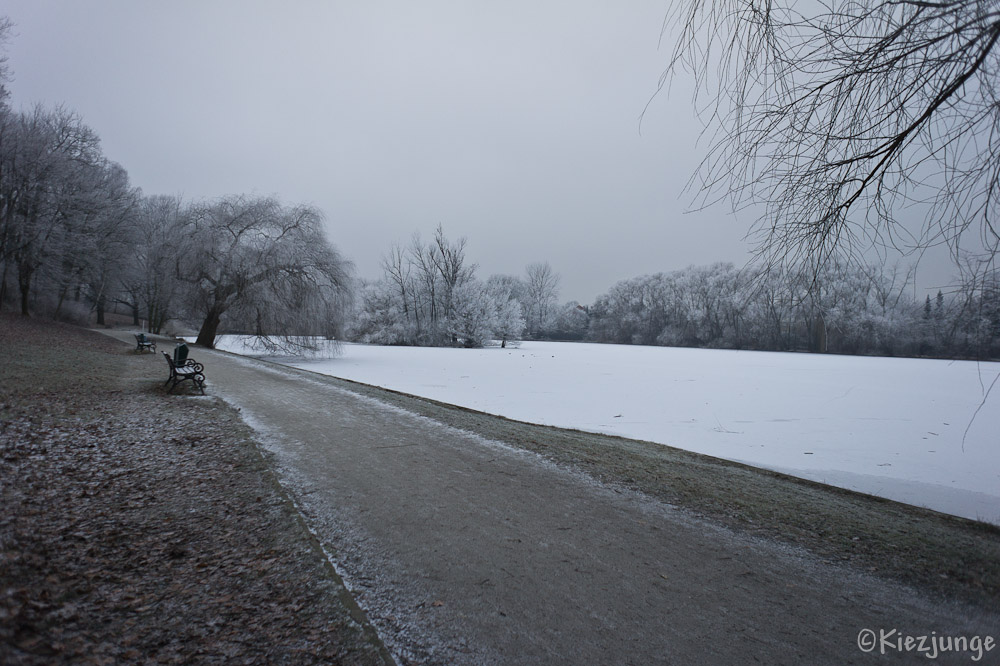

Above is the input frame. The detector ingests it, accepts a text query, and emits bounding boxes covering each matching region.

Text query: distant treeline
[354,228,999,359]
[584,261,999,359]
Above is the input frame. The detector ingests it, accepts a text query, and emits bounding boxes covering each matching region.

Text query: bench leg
[166,374,205,395]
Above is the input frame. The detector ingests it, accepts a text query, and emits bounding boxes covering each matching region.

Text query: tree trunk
[812,315,828,353]
[18,264,33,316]
[131,303,140,326]
[96,296,106,326]
[196,308,223,348]
[54,291,67,318]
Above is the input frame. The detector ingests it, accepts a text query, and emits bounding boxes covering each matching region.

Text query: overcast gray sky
[4,1,948,302]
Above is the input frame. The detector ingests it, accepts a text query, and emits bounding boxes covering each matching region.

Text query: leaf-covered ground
[0,314,392,665]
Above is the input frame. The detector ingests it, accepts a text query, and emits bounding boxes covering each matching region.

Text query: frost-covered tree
[116,195,188,333]
[585,260,951,356]
[486,274,527,307]
[0,106,106,316]
[485,274,526,347]
[523,262,560,338]
[430,224,475,329]
[353,278,414,345]
[179,196,351,348]
[355,229,525,347]
[58,160,140,325]
[950,266,1000,357]
[451,280,500,348]
[551,301,590,340]
[0,17,10,104]
[393,226,477,343]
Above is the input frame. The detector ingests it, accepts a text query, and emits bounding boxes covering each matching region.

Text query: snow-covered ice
[211,337,1000,524]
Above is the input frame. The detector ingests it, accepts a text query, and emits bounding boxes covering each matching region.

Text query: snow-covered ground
[210,337,1000,524]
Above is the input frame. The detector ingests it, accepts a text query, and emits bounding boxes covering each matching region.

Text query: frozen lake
[211,337,1000,524]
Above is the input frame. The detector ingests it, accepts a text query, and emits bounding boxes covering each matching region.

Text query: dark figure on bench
[134,333,156,353]
[163,343,206,394]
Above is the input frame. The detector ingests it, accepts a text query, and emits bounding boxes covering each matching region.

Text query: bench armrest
[183,359,204,373]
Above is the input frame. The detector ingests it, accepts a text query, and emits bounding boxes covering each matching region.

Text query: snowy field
[211,337,1000,525]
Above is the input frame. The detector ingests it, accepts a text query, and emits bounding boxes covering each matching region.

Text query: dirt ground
[0,314,392,665]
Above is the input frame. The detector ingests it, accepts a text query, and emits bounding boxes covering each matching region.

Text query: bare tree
[118,195,188,333]
[430,224,476,332]
[523,262,560,338]
[663,0,1000,276]
[408,231,441,332]
[403,225,475,343]
[382,243,413,324]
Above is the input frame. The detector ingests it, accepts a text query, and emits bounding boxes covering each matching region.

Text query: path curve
[118,335,996,664]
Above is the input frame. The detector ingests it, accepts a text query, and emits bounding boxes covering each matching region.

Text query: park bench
[134,333,156,353]
[162,348,206,395]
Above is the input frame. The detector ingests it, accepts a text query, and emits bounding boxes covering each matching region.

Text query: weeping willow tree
[180,195,352,349]
[662,0,1000,280]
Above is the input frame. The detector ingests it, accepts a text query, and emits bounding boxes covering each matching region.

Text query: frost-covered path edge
[155,342,995,665]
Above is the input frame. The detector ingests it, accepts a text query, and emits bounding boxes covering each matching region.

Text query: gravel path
[99,332,997,665]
